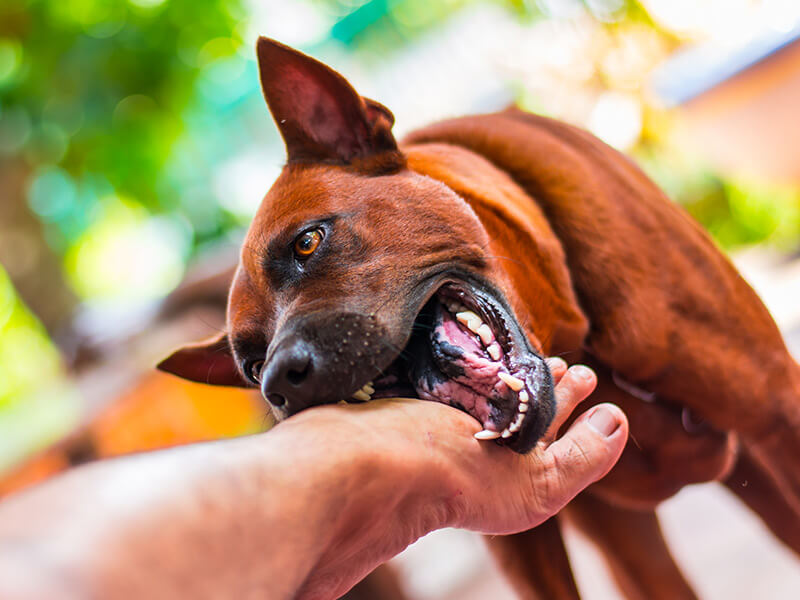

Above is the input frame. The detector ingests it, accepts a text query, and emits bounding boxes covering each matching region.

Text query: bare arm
[0,362,627,599]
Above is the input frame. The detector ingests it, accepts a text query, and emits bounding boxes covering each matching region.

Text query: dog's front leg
[565,492,698,600]
[485,517,580,600]
[724,443,800,556]
[744,365,800,518]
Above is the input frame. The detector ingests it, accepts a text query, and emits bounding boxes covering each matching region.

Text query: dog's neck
[404,142,589,357]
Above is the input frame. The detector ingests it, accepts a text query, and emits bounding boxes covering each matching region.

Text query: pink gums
[417,309,520,431]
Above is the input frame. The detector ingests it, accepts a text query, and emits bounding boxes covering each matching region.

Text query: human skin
[0,361,627,600]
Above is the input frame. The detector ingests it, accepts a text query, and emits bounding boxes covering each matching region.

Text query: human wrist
[273,402,460,597]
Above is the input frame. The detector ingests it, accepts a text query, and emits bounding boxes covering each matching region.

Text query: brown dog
[159,38,800,598]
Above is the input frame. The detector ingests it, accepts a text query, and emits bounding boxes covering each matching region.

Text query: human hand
[0,360,626,600]
[288,359,628,598]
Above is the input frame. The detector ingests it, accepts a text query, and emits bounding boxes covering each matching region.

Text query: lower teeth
[446,301,529,443]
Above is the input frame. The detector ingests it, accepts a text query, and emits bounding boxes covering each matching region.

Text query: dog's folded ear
[255,37,399,165]
[157,332,248,387]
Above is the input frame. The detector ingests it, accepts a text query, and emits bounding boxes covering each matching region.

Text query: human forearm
[0,363,627,600]
[0,409,448,600]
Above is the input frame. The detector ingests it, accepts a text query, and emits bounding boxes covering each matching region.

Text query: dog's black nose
[260,336,314,412]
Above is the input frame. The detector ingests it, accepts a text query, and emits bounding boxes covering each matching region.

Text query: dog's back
[405,109,798,436]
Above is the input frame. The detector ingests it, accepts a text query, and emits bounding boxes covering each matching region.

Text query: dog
[158,38,800,598]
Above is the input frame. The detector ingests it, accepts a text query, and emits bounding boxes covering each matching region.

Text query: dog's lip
[428,280,551,451]
[359,272,554,453]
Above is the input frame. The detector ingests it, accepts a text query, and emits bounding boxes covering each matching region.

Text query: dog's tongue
[407,303,526,432]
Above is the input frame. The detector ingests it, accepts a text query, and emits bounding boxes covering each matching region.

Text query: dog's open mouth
[350,281,554,453]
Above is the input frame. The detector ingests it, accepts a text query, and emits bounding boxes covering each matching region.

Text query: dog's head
[159,39,568,452]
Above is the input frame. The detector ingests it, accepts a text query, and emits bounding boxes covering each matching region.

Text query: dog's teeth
[510,414,525,432]
[518,402,528,413]
[362,384,375,395]
[474,429,501,440]
[501,429,512,438]
[352,390,371,402]
[338,400,348,405]
[456,311,482,333]
[499,372,525,391]
[487,343,502,361]
[519,390,529,404]
[476,323,494,345]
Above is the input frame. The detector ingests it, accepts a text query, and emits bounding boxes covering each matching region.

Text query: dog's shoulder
[406,108,787,395]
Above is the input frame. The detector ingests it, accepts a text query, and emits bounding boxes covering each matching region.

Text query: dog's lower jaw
[362,281,555,454]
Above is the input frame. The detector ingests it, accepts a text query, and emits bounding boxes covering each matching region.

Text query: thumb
[540,403,628,513]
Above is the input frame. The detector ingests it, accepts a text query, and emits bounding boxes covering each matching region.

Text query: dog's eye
[246,360,265,384]
[293,229,322,259]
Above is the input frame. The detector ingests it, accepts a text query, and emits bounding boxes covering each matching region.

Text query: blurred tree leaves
[0,0,245,249]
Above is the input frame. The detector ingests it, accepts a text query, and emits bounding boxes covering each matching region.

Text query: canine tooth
[519,390,529,404]
[499,372,525,391]
[362,384,375,394]
[518,402,528,413]
[352,390,371,402]
[487,343,502,361]
[501,429,512,438]
[474,429,501,440]
[476,323,494,345]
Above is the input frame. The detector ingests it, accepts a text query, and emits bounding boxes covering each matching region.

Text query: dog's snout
[259,312,393,416]
[261,336,314,411]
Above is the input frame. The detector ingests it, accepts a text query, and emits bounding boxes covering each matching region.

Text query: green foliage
[0,263,79,471]
[0,265,61,407]
[0,0,248,257]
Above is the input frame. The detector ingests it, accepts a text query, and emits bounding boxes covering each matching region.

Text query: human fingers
[543,364,597,442]
[546,356,568,384]
[536,403,628,515]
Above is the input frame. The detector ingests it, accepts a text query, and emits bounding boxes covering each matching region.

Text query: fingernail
[546,357,566,370]
[571,365,594,380]
[588,407,619,437]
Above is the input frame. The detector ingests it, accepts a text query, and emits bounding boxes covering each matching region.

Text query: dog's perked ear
[157,333,248,387]
[255,37,399,165]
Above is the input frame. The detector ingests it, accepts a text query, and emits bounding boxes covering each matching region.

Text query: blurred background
[1,0,799,598]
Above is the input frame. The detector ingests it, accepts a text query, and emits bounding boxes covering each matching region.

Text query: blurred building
[654,22,800,182]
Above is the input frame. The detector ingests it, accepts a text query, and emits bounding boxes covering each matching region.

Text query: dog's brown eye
[294,229,322,258]
[247,360,265,384]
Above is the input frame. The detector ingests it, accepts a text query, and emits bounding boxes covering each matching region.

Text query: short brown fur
[159,39,800,597]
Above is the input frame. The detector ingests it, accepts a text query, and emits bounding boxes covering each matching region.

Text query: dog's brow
[231,331,266,357]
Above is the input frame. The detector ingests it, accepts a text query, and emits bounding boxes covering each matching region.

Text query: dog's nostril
[266,393,286,407]
[287,364,310,386]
